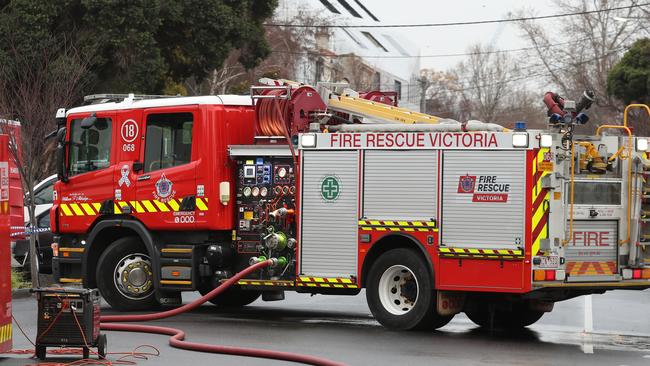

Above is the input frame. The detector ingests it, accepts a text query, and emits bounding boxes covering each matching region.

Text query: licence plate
[539,256,559,268]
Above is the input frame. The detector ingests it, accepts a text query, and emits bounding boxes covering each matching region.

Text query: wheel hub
[114,253,153,300]
[378,265,419,315]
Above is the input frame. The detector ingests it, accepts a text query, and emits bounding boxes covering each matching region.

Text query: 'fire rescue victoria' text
[327,132,499,149]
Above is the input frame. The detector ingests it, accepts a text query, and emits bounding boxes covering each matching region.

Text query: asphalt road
[3,289,650,366]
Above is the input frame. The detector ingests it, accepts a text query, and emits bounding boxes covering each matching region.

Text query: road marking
[582,295,594,354]
[584,295,594,333]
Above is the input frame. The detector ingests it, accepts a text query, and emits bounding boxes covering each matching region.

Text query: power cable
[265,2,649,28]
[269,30,622,59]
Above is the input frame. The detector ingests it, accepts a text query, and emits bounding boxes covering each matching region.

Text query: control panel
[235,156,297,280]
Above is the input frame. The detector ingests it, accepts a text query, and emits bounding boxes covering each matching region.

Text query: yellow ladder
[327,95,440,125]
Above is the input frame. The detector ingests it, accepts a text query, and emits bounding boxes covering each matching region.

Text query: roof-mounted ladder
[83,93,180,105]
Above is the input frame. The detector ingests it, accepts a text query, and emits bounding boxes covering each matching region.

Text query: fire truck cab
[50,87,650,330]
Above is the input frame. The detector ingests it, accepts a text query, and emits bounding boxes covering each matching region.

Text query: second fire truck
[50,81,650,330]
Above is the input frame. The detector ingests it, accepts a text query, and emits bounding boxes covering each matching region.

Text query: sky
[365,0,558,71]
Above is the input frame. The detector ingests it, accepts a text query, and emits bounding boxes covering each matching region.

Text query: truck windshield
[68,118,112,176]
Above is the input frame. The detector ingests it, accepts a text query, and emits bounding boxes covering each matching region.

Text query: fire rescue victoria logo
[154,173,176,203]
[320,175,341,202]
[457,174,476,193]
[457,174,510,203]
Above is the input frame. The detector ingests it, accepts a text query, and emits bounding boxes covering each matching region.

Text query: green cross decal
[321,176,340,201]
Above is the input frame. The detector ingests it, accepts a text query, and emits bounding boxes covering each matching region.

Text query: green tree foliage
[607,38,650,105]
[0,0,278,94]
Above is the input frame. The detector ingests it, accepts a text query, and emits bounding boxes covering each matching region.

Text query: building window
[383,34,410,56]
[315,59,324,84]
[144,113,193,173]
[353,0,379,21]
[319,0,340,14]
[342,29,367,49]
[394,80,402,99]
[68,117,112,176]
[361,31,388,52]
[372,72,381,90]
[337,0,362,18]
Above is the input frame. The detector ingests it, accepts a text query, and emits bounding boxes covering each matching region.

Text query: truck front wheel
[366,248,453,330]
[96,237,158,311]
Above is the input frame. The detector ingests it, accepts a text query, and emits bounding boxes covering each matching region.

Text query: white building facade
[275,0,423,111]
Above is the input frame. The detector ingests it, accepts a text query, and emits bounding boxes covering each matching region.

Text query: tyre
[97,334,107,359]
[198,285,260,307]
[465,301,545,329]
[35,345,46,360]
[366,248,453,330]
[96,237,158,311]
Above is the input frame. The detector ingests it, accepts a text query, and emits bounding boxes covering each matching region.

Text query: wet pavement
[3,289,650,365]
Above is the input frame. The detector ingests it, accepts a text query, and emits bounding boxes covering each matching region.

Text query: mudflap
[437,291,465,316]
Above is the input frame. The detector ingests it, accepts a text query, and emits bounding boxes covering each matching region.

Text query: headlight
[540,134,553,148]
[637,138,648,152]
[512,132,529,148]
[300,133,316,148]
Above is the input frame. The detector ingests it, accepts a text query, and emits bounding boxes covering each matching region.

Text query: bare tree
[0,40,90,286]
[452,44,519,123]
[419,69,462,119]
[517,0,646,124]
[498,88,547,129]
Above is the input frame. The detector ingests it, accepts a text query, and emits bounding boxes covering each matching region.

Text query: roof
[66,95,253,116]
[0,119,21,126]
[277,0,420,81]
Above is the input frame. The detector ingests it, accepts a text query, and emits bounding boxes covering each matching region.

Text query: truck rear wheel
[366,248,453,330]
[96,237,158,311]
[198,285,260,307]
[465,301,545,329]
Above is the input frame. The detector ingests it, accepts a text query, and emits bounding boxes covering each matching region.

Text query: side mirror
[56,127,68,183]
[56,127,67,142]
[56,143,68,183]
[80,113,97,129]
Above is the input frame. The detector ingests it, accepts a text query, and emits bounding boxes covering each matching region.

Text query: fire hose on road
[100,259,345,366]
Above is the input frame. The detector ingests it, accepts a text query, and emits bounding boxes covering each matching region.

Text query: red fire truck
[1,133,13,352]
[50,83,650,330]
[1,121,25,257]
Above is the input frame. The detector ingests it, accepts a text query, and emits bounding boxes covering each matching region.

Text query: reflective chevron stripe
[237,280,294,287]
[358,220,437,232]
[295,277,358,288]
[531,148,551,256]
[438,247,524,259]
[0,323,11,344]
[566,261,617,275]
[60,197,209,216]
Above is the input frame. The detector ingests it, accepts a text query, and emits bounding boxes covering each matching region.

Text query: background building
[275,0,423,111]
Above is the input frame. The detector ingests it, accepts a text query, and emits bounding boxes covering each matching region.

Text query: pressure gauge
[277,167,287,178]
[252,186,260,197]
[260,186,268,197]
[243,187,252,197]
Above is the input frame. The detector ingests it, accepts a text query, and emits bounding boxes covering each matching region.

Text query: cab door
[135,107,198,230]
[113,110,143,214]
[58,112,116,233]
